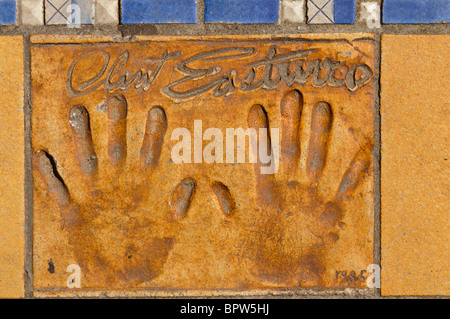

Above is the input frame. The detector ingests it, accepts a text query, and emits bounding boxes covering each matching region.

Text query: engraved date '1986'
[66,46,373,101]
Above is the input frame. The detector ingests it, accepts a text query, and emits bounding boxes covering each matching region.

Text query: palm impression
[33,94,196,288]
[210,90,373,287]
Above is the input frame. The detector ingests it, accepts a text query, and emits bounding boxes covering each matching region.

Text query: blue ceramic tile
[334,0,354,24]
[383,0,449,23]
[0,0,16,24]
[122,0,197,24]
[205,0,279,23]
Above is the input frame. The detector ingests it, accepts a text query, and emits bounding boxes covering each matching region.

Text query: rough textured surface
[381,35,450,296]
[0,36,24,298]
[31,34,374,295]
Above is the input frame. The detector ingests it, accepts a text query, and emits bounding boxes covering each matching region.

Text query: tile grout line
[23,31,34,299]
[17,0,22,26]
[279,0,283,23]
[374,30,382,298]
[1,22,450,36]
[197,0,205,24]
[43,0,46,25]
[118,0,122,26]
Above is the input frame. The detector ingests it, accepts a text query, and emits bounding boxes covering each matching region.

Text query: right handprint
[234,89,372,287]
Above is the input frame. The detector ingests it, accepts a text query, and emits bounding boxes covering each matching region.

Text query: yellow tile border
[0,36,25,298]
[380,34,450,296]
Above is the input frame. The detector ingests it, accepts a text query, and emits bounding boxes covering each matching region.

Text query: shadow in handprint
[33,94,195,288]
[211,89,372,287]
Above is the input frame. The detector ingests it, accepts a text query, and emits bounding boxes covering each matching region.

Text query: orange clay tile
[381,35,450,296]
[31,34,375,295]
[0,36,24,298]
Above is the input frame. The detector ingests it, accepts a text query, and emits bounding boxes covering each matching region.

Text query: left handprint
[33,94,195,288]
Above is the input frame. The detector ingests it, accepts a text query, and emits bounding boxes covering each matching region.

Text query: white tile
[45,0,71,25]
[95,0,118,24]
[308,0,334,24]
[282,0,305,23]
[72,0,94,24]
[21,0,44,25]
[310,0,330,7]
[360,1,380,28]
[308,1,320,18]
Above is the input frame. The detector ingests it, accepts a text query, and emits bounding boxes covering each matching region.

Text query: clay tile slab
[0,36,24,298]
[31,34,375,296]
[381,35,450,296]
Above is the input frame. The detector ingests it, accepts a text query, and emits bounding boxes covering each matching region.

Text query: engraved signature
[66,46,373,101]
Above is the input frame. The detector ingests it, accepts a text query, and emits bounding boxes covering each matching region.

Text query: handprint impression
[212,90,373,287]
[34,90,371,289]
[33,94,196,288]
